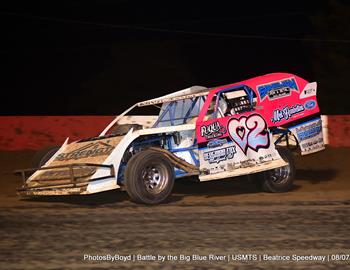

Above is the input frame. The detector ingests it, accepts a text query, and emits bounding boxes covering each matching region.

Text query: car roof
[137,85,209,107]
[137,72,304,107]
[209,72,302,95]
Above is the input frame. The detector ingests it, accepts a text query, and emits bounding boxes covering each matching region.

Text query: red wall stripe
[0,115,349,150]
[0,116,114,151]
[327,115,350,147]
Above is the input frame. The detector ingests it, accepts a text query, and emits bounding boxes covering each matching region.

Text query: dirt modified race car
[17,72,325,204]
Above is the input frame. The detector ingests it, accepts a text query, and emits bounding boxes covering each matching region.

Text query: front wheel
[124,149,175,204]
[32,145,60,168]
[254,147,295,193]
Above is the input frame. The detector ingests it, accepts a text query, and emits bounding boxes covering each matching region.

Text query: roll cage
[153,95,207,127]
[202,84,257,120]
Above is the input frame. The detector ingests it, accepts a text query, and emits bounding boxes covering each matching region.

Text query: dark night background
[1,0,349,115]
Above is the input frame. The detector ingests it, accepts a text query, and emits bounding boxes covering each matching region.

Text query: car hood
[27,135,124,188]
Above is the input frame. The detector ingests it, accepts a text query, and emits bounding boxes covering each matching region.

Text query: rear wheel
[124,149,175,204]
[252,147,295,193]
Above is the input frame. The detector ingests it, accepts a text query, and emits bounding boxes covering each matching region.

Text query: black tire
[32,146,60,168]
[251,147,295,193]
[124,149,175,204]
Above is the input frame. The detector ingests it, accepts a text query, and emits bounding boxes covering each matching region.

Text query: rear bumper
[15,163,117,196]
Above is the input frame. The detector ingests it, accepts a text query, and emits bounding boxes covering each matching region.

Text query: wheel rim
[141,163,169,194]
[265,163,291,185]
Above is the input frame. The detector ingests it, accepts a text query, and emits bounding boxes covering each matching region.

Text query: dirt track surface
[1,147,350,269]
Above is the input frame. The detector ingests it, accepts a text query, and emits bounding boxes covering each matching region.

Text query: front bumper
[15,163,115,196]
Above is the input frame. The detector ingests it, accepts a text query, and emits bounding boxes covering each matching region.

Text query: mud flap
[289,117,325,155]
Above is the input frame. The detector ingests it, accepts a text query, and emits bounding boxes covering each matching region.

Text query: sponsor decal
[295,120,322,141]
[228,114,270,154]
[257,77,298,101]
[203,146,236,164]
[200,121,226,140]
[137,92,207,106]
[300,82,317,99]
[301,138,324,149]
[207,139,228,148]
[271,104,305,123]
[304,100,316,110]
[55,141,114,161]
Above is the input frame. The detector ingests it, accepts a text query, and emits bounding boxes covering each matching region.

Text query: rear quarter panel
[245,73,320,127]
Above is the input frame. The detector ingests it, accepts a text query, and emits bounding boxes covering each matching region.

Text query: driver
[218,96,231,116]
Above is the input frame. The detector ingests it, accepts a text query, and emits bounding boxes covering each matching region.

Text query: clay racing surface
[1,147,350,269]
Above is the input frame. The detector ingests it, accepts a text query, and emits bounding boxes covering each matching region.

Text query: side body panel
[195,72,323,180]
[196,110,286,181]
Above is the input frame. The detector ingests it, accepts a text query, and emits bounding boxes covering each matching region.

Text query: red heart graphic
[236,126,245,140]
